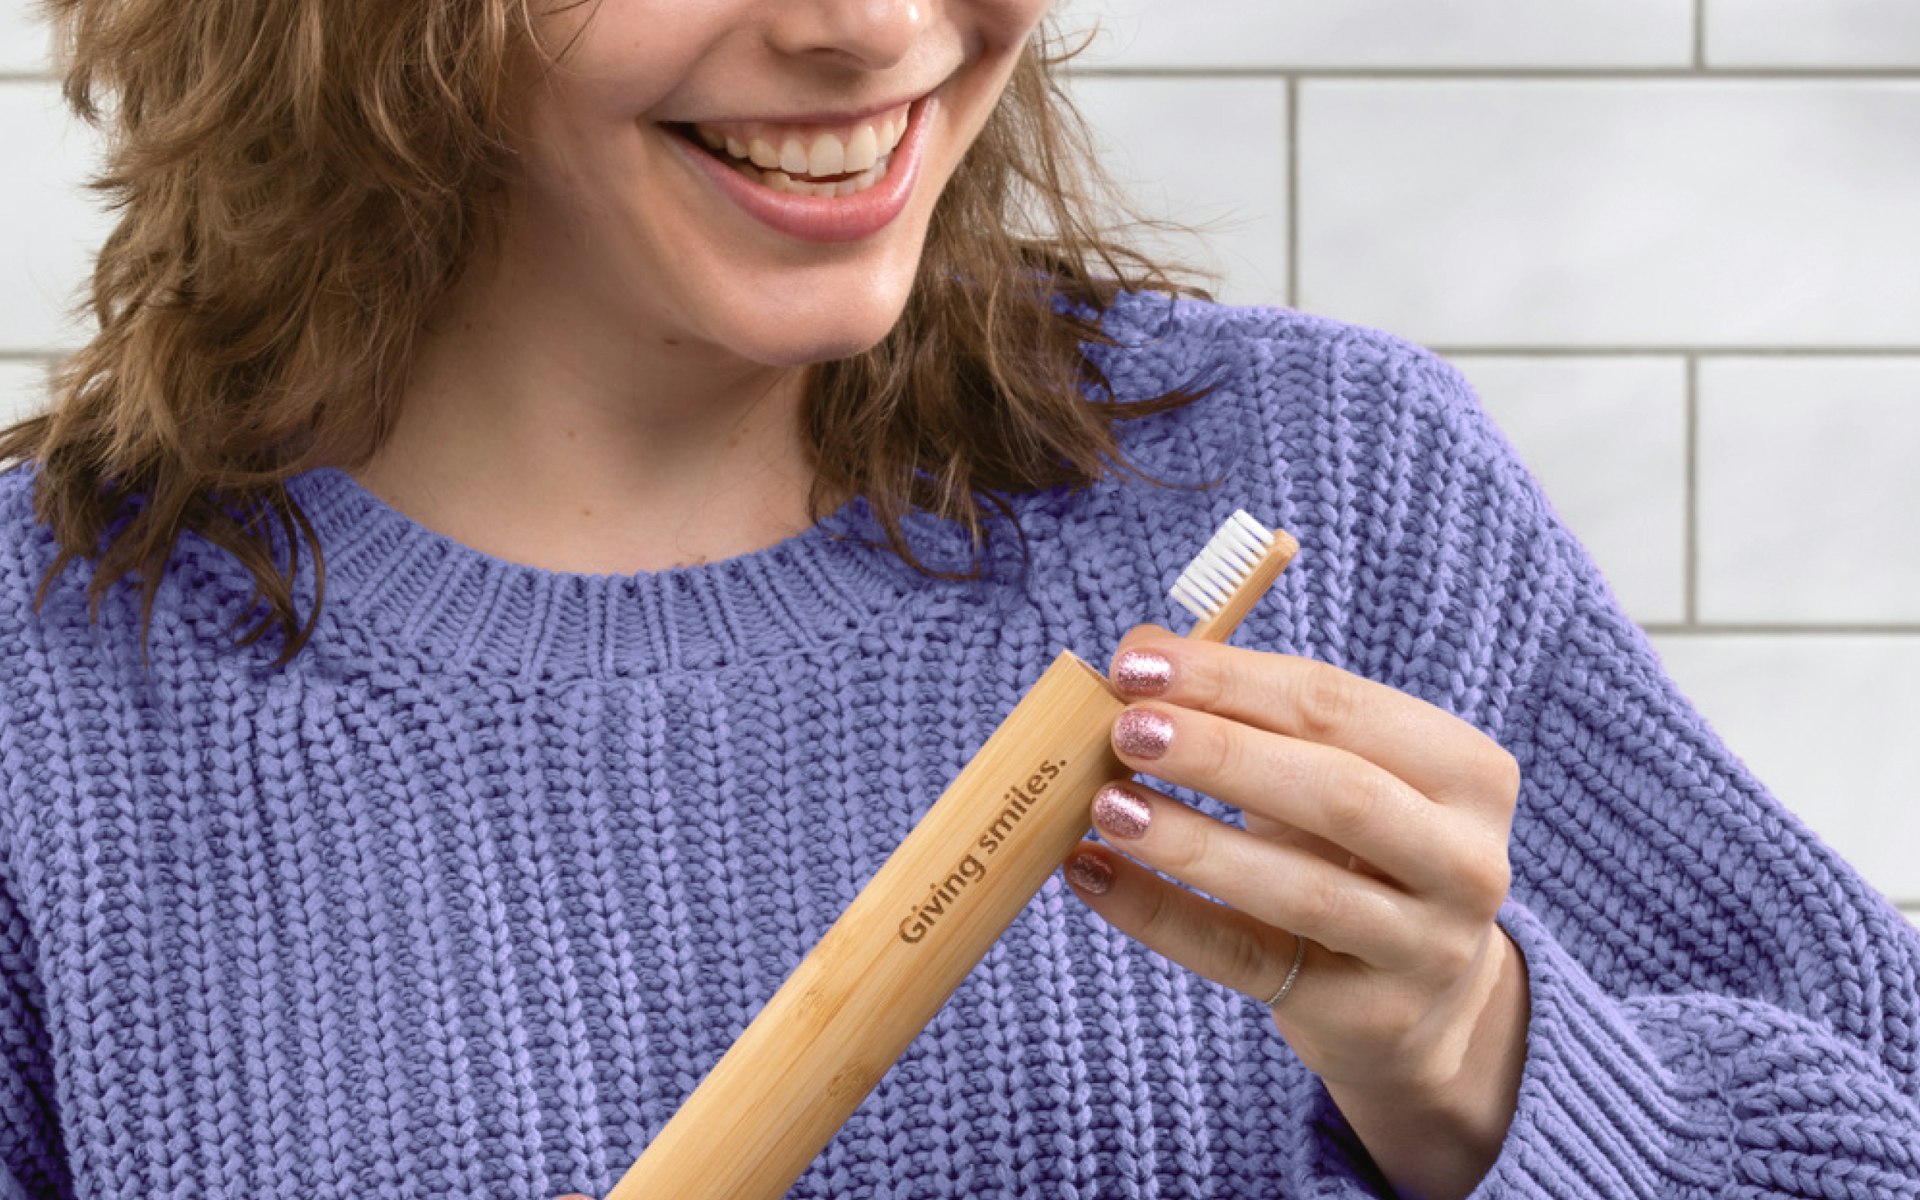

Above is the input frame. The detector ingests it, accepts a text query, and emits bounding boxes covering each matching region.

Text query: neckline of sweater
[282,465,1015,681]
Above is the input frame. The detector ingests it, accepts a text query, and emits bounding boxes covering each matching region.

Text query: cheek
[523,3,730,122]
[972,0,1055,45]
[520,66,667,138]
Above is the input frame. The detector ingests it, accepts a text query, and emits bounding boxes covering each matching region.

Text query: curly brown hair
[1,0,1214,669]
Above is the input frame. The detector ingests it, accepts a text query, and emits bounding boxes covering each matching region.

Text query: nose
[766,0,929,71]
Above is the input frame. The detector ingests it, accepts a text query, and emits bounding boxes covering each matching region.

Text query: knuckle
[1451,837,1513,916]
[1203,712,1247,785]
[1425,931,1482,986]
[1482,744,1523,802]
[1355,987,1424,1047]
[1159,812,1210,875]
[1429,740,1521,809]
[1389,986,1441,1047]
[1481,846,1515,904]
[1292,660,1357,741]
[1320,758,1390,845]
[1187,648,1230,712]
[1211,920,1277,995]
[1137,879,1186,946]
[1296,872,1349,934]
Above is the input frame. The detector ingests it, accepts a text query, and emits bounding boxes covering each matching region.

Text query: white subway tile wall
[1449,357,1689,626]
[1065,76,1289,306]
[1,0,52,76]
[1708,0,1920,69]
[0,80,111,353]
[0,360,47,428]
[1053,3,1919,911]
[1699,358,1920,624]
[1062,0,1692,69]
[1296,81,1920,350]
[1,7,1916,911]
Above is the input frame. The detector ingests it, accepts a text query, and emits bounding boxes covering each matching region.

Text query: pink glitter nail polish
[1092,783,1151,839]
[1112,707,1174,760]
[1112,649,1173,697]
[1065,852,1113,894]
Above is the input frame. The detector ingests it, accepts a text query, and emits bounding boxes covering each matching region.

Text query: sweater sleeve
[1460,543,1920,1198]
[1217,321,1920,1197]
[1315,347,1920,1197]
[1,853,66,1200]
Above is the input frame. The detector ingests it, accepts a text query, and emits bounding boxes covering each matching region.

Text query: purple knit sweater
[2,295,1917,1199]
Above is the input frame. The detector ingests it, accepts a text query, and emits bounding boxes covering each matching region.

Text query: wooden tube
[606,649,1126,1200]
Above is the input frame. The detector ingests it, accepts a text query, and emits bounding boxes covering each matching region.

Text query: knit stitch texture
[2,294,1917,1199]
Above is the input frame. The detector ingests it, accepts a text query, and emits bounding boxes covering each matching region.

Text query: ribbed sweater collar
[281,466,1009,681]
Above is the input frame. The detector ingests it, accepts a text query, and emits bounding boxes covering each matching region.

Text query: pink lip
[665,96,935,245]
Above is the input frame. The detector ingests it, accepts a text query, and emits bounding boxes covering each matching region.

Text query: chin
[721,285,916,367]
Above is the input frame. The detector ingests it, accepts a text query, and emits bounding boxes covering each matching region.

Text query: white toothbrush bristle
[1171,509,1277,619]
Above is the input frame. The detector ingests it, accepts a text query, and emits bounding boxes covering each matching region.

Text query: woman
[2,0,1915,1197]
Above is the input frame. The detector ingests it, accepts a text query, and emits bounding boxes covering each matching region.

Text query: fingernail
[1113,707,1174,760]
[1065,852,1112,894]
[1092,783,1151,839]
[1112,649,1174,697]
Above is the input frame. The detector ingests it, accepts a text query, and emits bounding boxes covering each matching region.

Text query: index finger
[1108,629,1519,808]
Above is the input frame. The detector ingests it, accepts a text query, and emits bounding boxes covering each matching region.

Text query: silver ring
[1263,936,1307,1009]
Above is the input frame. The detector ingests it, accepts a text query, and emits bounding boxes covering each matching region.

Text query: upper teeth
[692,106,910,178]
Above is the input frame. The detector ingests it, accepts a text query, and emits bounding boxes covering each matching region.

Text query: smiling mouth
[668,101,914,199]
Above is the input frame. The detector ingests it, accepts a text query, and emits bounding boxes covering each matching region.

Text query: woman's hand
[1062,625,1532,1200]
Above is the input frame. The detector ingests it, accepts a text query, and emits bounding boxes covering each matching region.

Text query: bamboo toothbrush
[605,510,1300,1200]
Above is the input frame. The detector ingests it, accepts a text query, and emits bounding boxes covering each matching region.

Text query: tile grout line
[1286,75,1299,311]
[1427,346,1920,357]
[1686,355,1700,627]
[8,64,1920,84]
[1072,66,1920,80]
[8,67,1919,85]
[1642,623,1920,635]
[1695,0,1708,70]
[9,347,1917,363]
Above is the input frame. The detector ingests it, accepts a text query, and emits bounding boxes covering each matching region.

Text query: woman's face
[509,0,1053,369]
